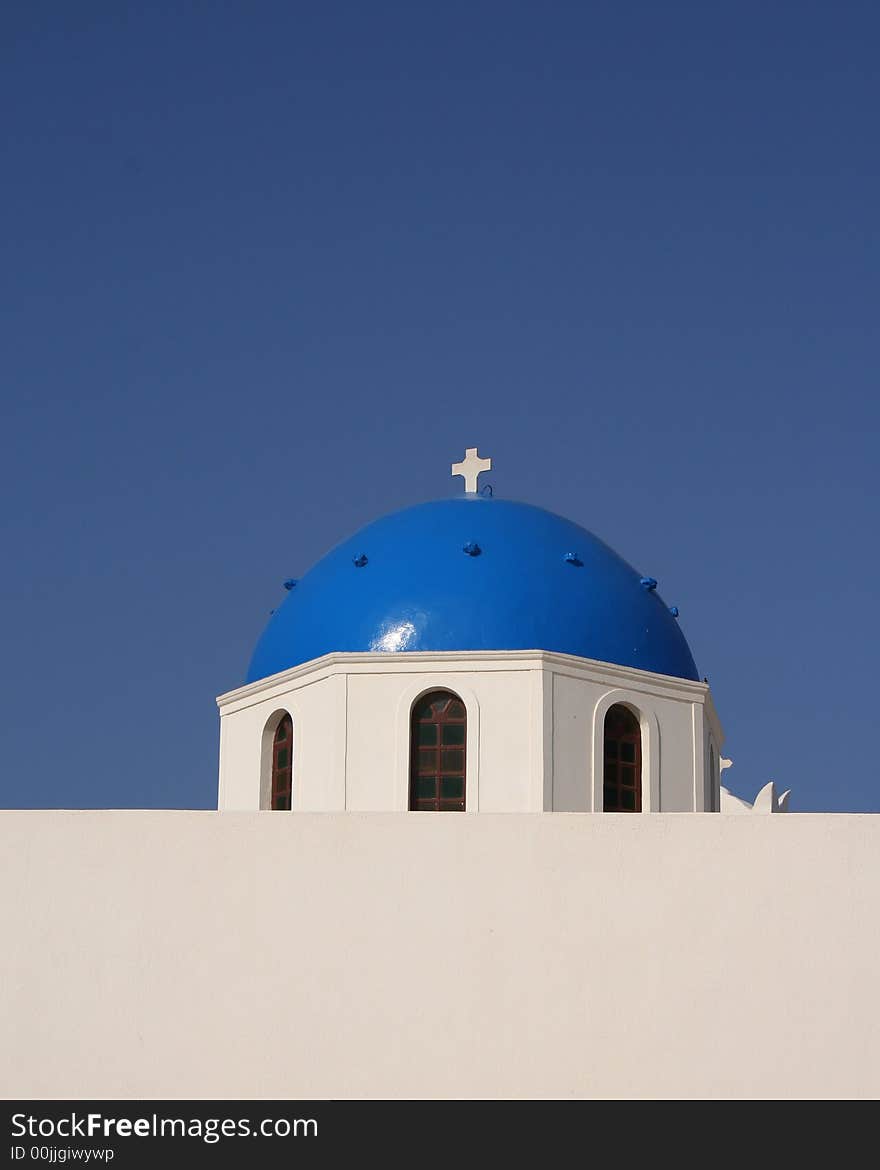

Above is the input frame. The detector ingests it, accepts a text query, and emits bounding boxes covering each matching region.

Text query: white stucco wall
[2,811,877,1100]
[217,651,722,813]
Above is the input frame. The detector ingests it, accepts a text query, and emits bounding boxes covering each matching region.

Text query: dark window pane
[604,738,617,758]
[620,741,635,763]
[607,708,638,738]
[620,766,634,788]
[621,789,636,811]
[604,763,617,784]
[416,749,438,774]
[417,777,437,799]
[441,777,464,800]
[431,699,448,718]
[603,785,617,810]
[276,722,288,742]
[441,748,464,773]
[447,701,466,719]
[442,723,465,745]
[276,749,289,769]
[418,723,438,746]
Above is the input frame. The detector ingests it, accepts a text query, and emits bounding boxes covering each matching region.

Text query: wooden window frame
[270,714,293,811]
[707,745,717,812]
[409,691,467,812]
[603,704,642,812]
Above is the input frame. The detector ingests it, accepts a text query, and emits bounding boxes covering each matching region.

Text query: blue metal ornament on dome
[246,477,699,683]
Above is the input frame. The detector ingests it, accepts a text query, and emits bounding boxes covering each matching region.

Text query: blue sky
[2,2,877,811]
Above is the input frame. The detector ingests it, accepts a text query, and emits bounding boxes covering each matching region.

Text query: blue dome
[246,497,699,683]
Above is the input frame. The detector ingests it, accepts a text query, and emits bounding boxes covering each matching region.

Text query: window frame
[409,690,467,812]
[270,713,293,811]
[602,703,642,812]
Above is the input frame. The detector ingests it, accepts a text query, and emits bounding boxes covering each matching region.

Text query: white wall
[2,811,878,1100]
[217,650,722,813]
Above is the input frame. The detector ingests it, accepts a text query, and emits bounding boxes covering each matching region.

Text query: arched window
[707,745,717,813]
[409,691,466,811]
[603,704,642,812]
[270,714,293,810]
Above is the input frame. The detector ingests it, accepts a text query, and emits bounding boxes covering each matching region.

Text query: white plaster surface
[2,811,878,1100]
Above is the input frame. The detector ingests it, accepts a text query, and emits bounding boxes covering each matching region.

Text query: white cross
[451,447,492,494]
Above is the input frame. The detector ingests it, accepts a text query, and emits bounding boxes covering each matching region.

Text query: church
[2,450,877,1099]
[219,448,783,818]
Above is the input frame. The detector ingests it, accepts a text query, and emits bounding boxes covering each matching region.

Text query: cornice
[217,649,711,714]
